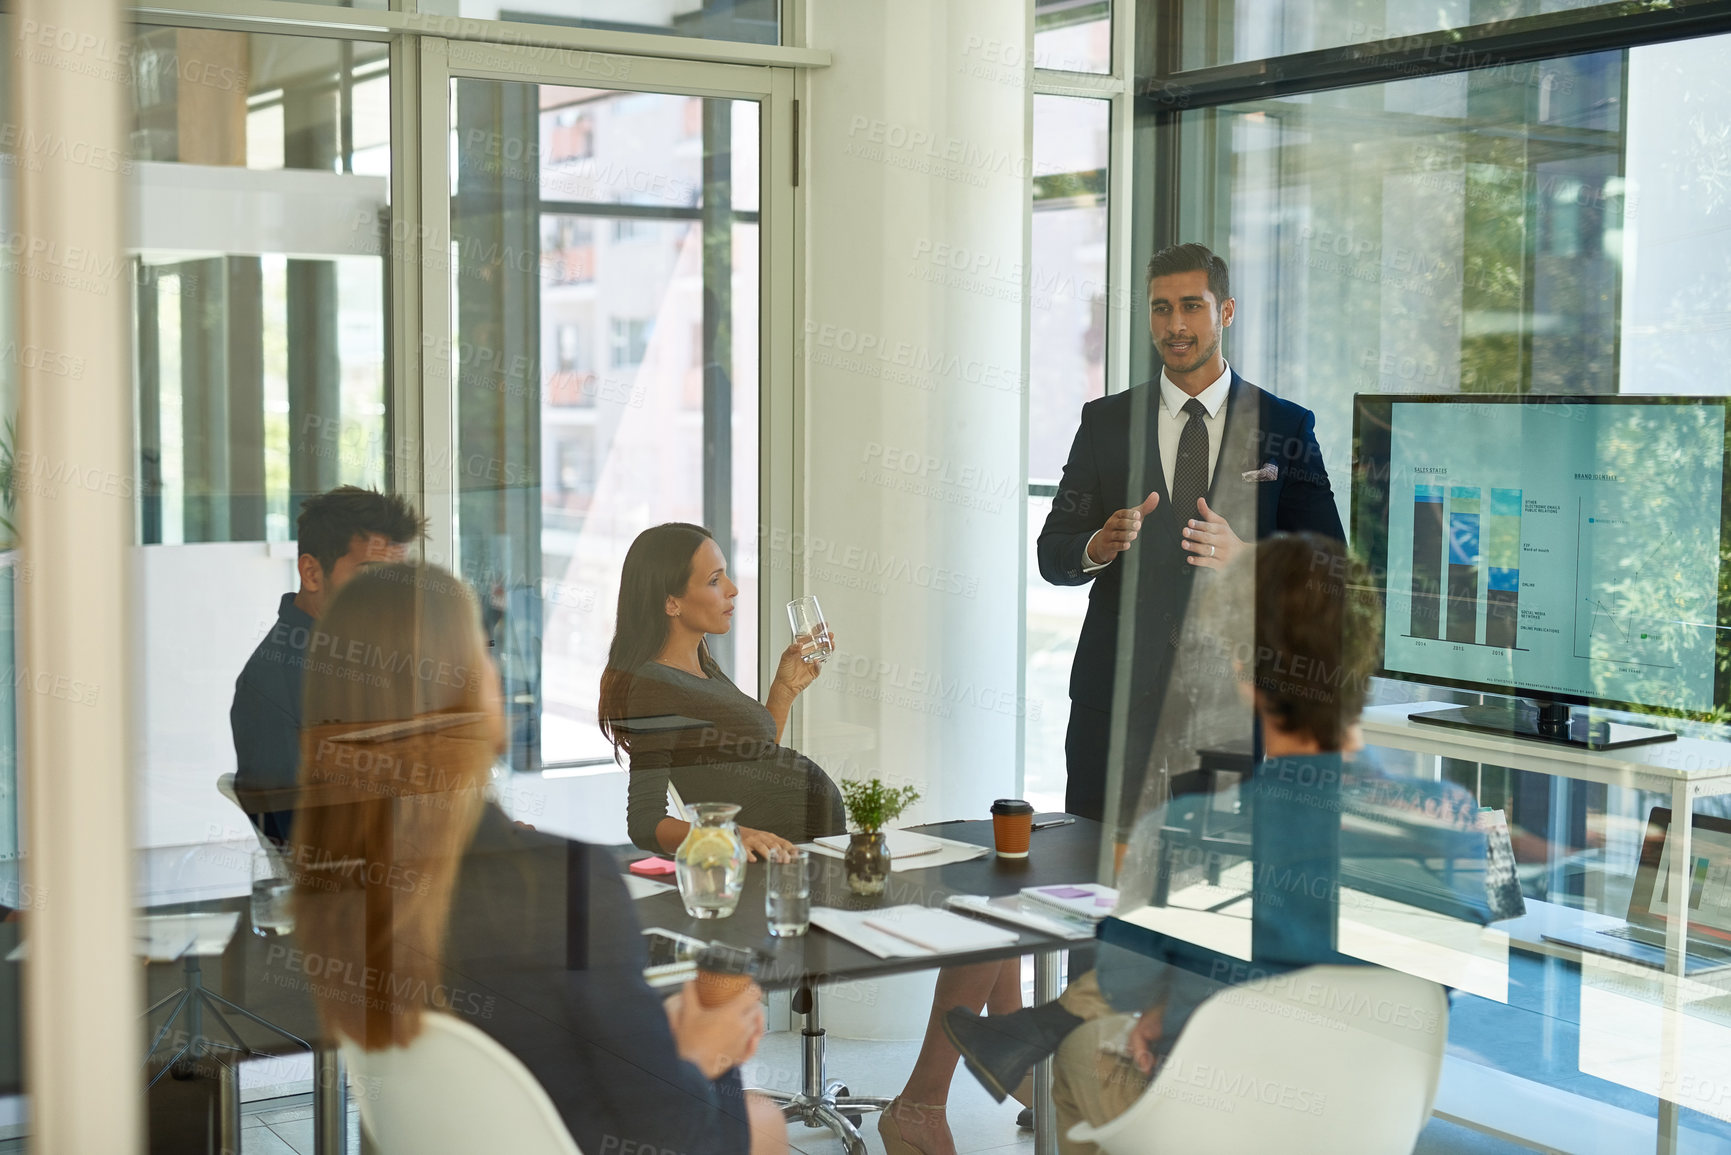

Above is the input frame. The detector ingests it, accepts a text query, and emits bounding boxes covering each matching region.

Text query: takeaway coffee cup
[694,942,757,1007]
[991,798,1035,858]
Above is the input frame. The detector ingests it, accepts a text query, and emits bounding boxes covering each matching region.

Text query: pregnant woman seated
[599,522,846,860]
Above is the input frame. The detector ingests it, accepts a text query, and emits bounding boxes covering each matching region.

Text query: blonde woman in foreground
[290,562,787,1155]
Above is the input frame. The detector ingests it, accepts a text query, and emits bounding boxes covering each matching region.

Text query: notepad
[813,829,947,860]
[8,911,243,964]
[1019,883,1119,922]
[810,904,1018,958]
[945,894,1098,941]
[862,906,1019,954]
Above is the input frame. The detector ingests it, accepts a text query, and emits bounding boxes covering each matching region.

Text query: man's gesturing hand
[1181,497,1245,571]
[1086,492,1160,567]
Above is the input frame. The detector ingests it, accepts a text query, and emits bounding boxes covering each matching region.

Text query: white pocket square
[1241,463,1279,483]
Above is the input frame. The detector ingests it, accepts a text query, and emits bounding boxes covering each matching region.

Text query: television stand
[1409,698,1677,751]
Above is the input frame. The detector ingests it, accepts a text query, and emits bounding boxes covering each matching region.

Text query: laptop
[1543,808,1731,975]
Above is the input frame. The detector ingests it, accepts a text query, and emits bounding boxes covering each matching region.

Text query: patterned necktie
[1169,397,1211,526]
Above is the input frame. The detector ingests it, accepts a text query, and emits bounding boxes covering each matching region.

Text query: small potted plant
[839,777,921,896]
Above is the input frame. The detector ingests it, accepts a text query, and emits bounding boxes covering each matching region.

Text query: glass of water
[787,595,834,664]
[765,847,811,937]
[251,847,295,936]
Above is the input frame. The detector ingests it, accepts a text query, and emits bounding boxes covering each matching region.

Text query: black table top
[634,817,1107,990]
[0,817,1104,1095]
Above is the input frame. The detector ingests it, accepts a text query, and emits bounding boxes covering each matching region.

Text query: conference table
[0,815,1102,1155]
[638,816,1101,1155]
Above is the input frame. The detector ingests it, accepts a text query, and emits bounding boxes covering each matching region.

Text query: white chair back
[1069,964,1448,1155]
[341,1012,583,1155]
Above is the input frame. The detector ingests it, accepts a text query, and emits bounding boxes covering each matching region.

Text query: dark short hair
[296,486,426,576]
[1253,533,1373,751]
[1146,242,1231,303]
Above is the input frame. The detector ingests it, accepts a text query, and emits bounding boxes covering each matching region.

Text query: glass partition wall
[1125,5,1731,1149]
[448,77,761,772]
[101,11,789,1150]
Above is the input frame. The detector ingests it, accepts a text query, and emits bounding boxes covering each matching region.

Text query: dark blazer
[230,592,315,840]
[439,805,750,1155]
[1037,373,1344,711]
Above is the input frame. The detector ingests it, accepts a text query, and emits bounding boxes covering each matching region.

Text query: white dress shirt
[1081,362,1232,573]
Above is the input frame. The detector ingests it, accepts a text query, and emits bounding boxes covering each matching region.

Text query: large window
[450,80,760,772]
[1135,5,1731,1145]
[429,1,779,45]
[1027,94,1110,812]
[1036,0,1112,72]
[132,30,390,546]
[128,29,392,856]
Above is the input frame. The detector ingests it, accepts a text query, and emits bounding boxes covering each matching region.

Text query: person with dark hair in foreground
[229,486,427,844]
[291,563,788,1155]
[948,534,1482,1154]
[599,522,844,859]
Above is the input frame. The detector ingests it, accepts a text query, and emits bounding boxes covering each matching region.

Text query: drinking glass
[765,847,811,937]
[787,595,834,664]
[251,847,295,936]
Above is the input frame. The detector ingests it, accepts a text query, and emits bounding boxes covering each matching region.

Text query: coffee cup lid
[991,798,1035,816]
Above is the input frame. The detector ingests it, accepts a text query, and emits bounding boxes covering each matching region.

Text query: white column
[798,1,1029,820]
[13,2,141,1151]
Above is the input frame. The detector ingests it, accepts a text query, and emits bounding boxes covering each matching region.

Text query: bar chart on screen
[1406,483,1527,651]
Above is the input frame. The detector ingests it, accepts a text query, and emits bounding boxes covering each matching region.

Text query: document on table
[945,894,1098,941]
[802,833,989,871]
[810,904,1019,958]
[623,874,676,900]
[7,911,242,963]
[813,829,947,860]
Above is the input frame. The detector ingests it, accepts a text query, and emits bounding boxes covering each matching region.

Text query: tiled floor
[238,1096,360,1155]
[742,1028,1032,1155]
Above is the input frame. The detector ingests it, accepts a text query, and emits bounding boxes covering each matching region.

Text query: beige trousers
[1051,971,1153,1155]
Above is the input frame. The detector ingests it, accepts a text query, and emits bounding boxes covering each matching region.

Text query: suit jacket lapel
[1208,375,1269,540]
[1209,375,1264,504]
[1149,387,1177,533]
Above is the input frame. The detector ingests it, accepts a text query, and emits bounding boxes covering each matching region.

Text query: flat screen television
[1351,394,1731,748]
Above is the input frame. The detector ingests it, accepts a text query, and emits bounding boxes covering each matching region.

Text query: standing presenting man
[1037,243,1343,824]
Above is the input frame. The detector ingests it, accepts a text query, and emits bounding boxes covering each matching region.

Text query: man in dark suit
[1038,242,1344,825]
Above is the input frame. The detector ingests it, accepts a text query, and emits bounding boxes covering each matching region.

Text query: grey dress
[620,661,845,852]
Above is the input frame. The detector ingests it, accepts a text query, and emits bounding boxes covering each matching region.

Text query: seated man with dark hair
[228,486,427,843]
[946,533,1486,1152]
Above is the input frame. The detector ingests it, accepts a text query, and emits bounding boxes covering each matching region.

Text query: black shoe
[1015,1107,1034,1131]
[941,1001,1084,1103]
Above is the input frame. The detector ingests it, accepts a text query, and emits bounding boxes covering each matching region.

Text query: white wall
[135,542,297,849]
[796,1,1029,823]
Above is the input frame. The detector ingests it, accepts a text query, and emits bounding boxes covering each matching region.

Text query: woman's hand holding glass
[771,633,833,699]
[665,980,767,1079]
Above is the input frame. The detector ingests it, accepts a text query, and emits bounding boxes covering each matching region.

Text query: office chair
[750,981,895,1155]
[1067,964,1448,1155]
[341,1012,583,1155]
[667,783,892,1153]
